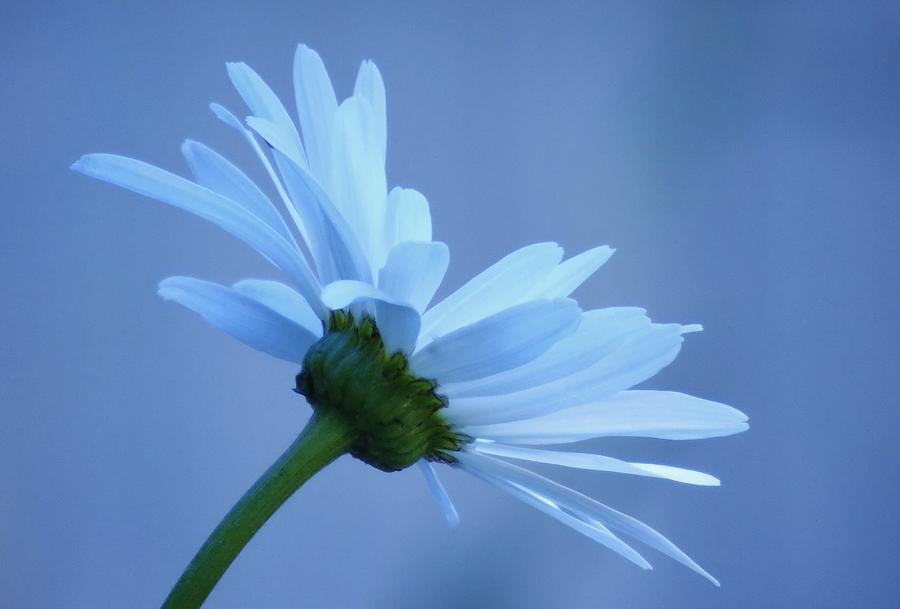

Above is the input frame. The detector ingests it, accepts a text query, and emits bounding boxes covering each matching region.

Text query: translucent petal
[226,61,307,169]
[293,44,338,185]
[158,276,319,363]
[419,242,563,346]
[209,103,299,213]
[470,442,720,486]
[378,241,449,312]
[384,187,432,246]
[456,451,651,569]
[417,460,460,526]
[462,390,750,444]
[329,96,388,270]
[231,279,322,337]
[71,154,325,318]
[267,149,372,285]
[445,323,689,426]
[319,280,421,355]
[457,451,719,584]
[180,140,293,245]
[525,245,615,300]
[246,116,307,170]
[209,103,317,254]
[353,59,387,163]
[410,299,581,384]
[441,307,649,399]
[210,101,247,132]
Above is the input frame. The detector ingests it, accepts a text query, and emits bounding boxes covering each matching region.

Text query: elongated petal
[378,241,449,312]
[330,96,388,269]
[419,243,564,345]
[210,101,246,132]
[584,497,719,585]
[293,44,338,185]
[320,280,421,355]
[527,246,615,299]
[385,187,432,246]
[470,442,719,486]
[267,148,372,284]
[246,116,307,170]
[232,279,322,337]
[411,299,581,384]
[239,97,370,282]
[158,277,318,363]
[226,61,307,169]
[462,390,749,444]
[71,154,325,318]
[445,323,690,426]
[181,140,293,244]
[442,307,649,399]
[418,460,460,526]
[209,103,301,224]
[354,59,387,162]
[456,451,651,569]
[209,102,320,260]
[457,452,718,584]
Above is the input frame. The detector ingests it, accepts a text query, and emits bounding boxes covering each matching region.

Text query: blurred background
[2,1,898,607]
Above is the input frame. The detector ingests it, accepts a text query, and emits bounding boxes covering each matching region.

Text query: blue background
[2,1,898,607]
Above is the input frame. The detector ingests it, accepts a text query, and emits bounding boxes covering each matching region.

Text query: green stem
[160,410,354,609]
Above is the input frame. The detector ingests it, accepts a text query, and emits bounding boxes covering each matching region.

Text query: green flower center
[295,311,467,472]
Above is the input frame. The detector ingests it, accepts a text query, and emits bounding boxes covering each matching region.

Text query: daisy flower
[72,43,748,607]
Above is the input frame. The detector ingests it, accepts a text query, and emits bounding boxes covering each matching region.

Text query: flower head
[73,44,747,585]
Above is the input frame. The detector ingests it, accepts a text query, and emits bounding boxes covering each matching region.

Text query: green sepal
[296,312,467,472]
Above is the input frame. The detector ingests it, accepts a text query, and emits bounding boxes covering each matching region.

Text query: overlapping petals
[73,43,747,584]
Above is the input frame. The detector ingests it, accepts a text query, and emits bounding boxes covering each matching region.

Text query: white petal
[385,187,432,246]
[71,154,325,319]
[210,103,320,259]
[244,116,352,272]
[418,460,460,526]
[210,101,246,132]
[293,44,338,186]
[181,140,293,245]
[378,241,449,312]
[458,452,718,584]
[587,498,719,585]
[320,280,421,355]
[266,149,372,285]
[329,96,388,270]
[442,307,649,399]
[246,116,307,171]
[208,103,302,239]
[527,245,615,299]
[419,242,564,346]
[226,62,307,169]
[411,299,581,384]
[456,451,651,569]
[247,116,320,251]
[444,323,690,426]
[158,277,318,363]
[462,390,749,444]
[231,279,322,337]
[353,59,387,163]
[470,442,720,486]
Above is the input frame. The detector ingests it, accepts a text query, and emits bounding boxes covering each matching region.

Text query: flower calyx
[295,311,467,472]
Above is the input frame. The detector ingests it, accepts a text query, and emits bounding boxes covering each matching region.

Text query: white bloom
[72,44,748,585]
